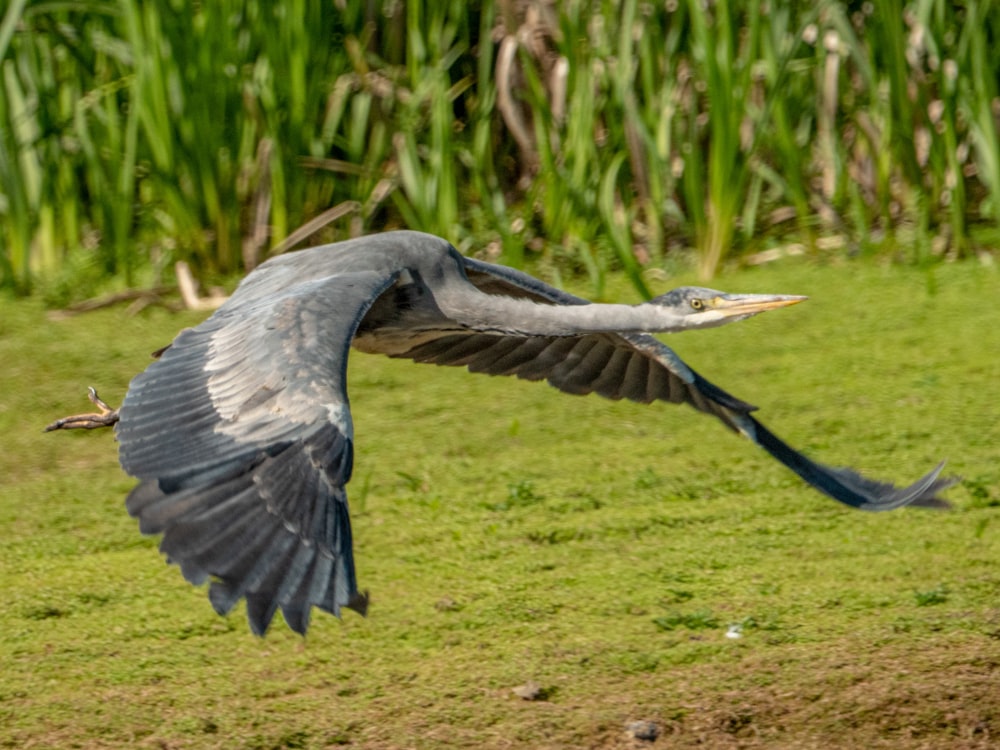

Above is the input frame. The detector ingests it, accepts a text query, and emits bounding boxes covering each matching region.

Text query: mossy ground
[1,258,998,749]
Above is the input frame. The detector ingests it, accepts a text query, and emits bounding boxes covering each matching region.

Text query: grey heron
[47,230,954,636]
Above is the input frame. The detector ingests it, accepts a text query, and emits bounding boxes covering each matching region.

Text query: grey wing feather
[450,258,955,510]
[116,269,398,635]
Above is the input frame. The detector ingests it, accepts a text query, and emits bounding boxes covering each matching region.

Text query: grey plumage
[103,230,953,636]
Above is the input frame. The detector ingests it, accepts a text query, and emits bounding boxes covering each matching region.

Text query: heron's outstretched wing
[116,269,399,635]
[398,257,952,511]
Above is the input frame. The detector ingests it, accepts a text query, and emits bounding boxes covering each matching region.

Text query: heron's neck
[438,288,686,336]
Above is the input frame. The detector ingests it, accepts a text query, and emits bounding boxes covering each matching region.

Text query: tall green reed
[2,1,999,299]
[683,0,764,279]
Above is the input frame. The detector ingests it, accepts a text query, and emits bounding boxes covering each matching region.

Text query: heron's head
[650,286,807,330]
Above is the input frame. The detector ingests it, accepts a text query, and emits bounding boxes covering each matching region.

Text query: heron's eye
[690,298,705,311]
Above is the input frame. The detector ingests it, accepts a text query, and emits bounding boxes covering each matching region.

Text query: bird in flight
[47,231,954,635]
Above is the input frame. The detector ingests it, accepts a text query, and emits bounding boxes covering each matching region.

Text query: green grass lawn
[1,258,998,749]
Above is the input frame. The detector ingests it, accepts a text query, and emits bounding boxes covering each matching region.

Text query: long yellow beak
[710,293,808,318]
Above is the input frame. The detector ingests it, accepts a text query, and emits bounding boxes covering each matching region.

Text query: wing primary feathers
[480,336,554,375]
[466,337,534,373]
[246,593,281,638]
[512,338,581,381]
[619,352,653,403]
[590,347,635,399]
[749,416,955,510]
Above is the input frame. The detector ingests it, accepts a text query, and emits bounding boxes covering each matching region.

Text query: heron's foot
[45,387,120,432]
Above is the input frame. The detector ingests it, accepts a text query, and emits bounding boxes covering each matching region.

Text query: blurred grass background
[2,0,1000,303]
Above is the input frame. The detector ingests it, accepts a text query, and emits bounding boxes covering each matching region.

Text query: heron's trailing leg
[45,387,120,432]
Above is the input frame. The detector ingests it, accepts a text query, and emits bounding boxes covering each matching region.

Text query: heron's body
[59,231,952,635]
